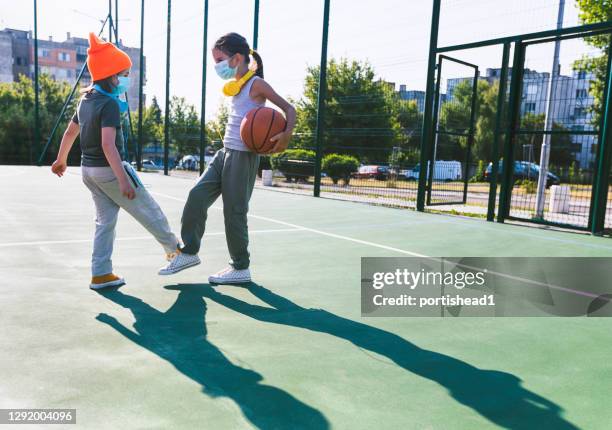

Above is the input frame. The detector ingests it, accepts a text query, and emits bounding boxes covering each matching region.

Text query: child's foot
[159,251,201,275]
[90,273,125,290]
[208,266,251,285]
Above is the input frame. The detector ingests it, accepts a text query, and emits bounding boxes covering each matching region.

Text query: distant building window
[58,52,70,62]
[526,84,538,96]
[576,89,588,99]
[38,48,50,58]
[577,71,587,79]
[525,102,536,113]
[16,57,22,65]
[574,107,587,118]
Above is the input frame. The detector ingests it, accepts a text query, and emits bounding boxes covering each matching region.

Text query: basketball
[240,107,287,154]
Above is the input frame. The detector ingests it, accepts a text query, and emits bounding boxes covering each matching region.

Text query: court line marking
[0,228,303,248]
[64,167,612,251]
[152,191,611,302]
[151,191,428,258]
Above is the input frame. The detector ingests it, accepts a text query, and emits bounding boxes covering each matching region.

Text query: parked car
[404,161,462,182]
[131,159,163,171]
[484,161,560,188]
[351,165,389,181]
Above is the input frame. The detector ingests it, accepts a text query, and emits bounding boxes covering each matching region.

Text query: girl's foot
[159,251,201,275]
[90,273,125,290]
[208,266,251,285]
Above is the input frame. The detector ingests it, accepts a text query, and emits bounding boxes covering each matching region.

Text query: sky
[0,0,596,120]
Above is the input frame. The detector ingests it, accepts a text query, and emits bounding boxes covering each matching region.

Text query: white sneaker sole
[90,278,125,290]
[158,259,201,276]
[208,276,251,285]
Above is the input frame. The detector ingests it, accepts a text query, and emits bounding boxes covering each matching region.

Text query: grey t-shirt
[72,91,124,167]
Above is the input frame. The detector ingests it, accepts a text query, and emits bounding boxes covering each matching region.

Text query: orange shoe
[90,273,125,290]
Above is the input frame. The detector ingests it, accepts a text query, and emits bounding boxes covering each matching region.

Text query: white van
[405,161,462,182]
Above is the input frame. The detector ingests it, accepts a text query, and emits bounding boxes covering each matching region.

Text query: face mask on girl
[112,76,130,95]
[215,57,237,80]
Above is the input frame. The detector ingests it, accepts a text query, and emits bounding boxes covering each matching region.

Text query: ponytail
[250,49,264,79]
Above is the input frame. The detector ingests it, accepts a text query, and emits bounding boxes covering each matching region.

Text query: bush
[516,179,537,194]
[470,160,486,183]
[322,153,360,185]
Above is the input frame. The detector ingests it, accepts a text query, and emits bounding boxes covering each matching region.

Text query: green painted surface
[1,166,611,429]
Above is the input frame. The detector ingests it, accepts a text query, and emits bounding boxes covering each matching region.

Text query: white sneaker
[208,266,251,284]
[158,252,201,275]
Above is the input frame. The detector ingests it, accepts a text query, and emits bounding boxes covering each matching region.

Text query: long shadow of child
[166,282,580,430]
[96,288,329,430]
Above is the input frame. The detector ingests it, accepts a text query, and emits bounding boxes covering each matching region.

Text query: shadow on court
[155,282,580,430]
[95,288,329,430]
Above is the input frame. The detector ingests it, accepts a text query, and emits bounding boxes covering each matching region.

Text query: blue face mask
[113,76,130,95]
[93,84,129,114]
[215,58,237,80]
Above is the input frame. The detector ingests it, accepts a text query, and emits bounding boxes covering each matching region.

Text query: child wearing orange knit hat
[51,33,181,290]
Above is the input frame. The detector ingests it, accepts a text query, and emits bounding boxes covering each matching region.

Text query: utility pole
[535,0,565,218]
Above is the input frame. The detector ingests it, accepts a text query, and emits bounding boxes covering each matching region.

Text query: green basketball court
[1,165,611,429]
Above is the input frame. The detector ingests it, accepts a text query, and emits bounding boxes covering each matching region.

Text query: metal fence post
[590,38,612,235]
[33,0,40,165]
[253,0,260,50]
[498,42,525,222]
[199,0,209,175]
[463,67,480,204]
[416,0,441,211]
[163,0,172,175]
[487,42,511,221]
[137,0,145,171]
[313,0,331,198]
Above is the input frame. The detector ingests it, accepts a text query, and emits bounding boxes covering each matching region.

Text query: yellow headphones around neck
[223,69,255,97]
[222,49,257,96]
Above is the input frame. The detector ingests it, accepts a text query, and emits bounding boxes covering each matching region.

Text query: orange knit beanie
[86,32,132,81]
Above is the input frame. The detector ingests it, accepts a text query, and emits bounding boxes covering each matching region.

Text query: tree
[205,101,229,151]
[0,74,78,165]
[575,0,612,126]
[437,79,496,162]
[169,96,199,156]
[293,58,412,164]
[517,113,575,167]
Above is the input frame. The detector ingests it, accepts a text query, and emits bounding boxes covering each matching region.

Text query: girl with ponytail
[160,32,296,285]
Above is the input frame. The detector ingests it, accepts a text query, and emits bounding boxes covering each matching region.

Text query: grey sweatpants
[82,165,179,276]
[180,148,259,270]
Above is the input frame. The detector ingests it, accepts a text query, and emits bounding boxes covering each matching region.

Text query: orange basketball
[240,107,287,154]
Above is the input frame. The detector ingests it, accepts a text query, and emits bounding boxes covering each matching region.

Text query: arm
[251,79,296,154]
[51,120,80,177]
[101,127,135,200]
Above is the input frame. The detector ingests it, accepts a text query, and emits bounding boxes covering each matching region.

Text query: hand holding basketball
[266,130,291,154]
[240,107,288,154]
